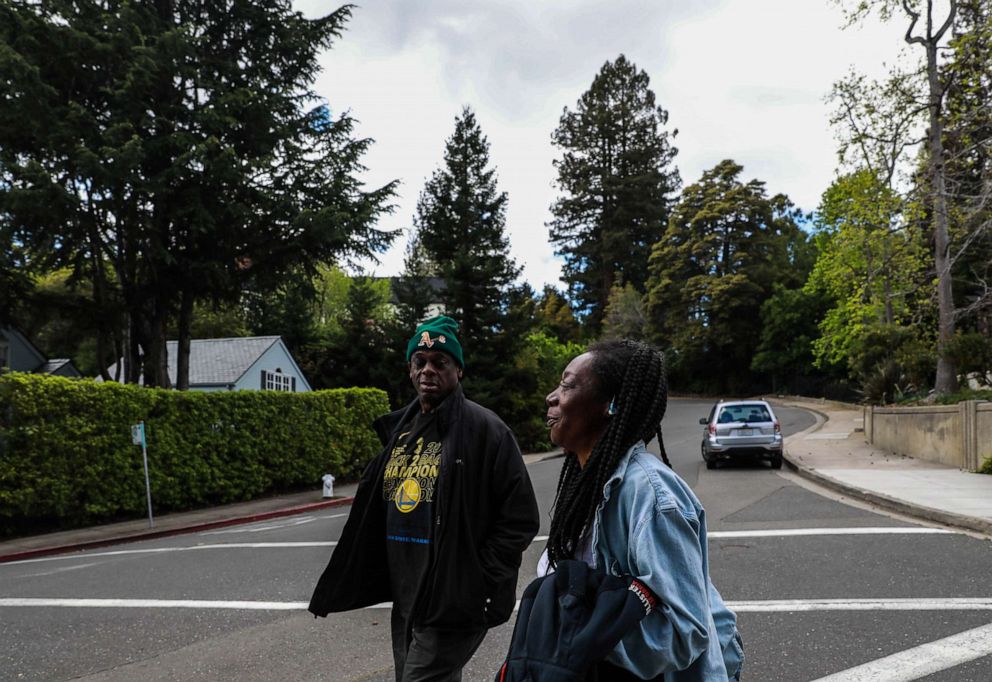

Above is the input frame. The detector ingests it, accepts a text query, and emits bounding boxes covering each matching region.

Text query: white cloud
[296,1,917,290]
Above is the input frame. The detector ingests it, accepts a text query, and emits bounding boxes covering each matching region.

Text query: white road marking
[22,562,100,578]
[537,528,952,544]
[727,598,992,612]
[709,527,953,538]
[0,542,336,566]
[4,597,992,613]
[0,598,308,610]
[199,517,318,535]
[0,527,955,569]
[811,622,992,681]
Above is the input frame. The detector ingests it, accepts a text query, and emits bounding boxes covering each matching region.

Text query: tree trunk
[157,311,171,389]
[140,299,171,389]
[126,309,142,384]
[176,288,193,390]
[92,269,114,382]
[922,5,959,394]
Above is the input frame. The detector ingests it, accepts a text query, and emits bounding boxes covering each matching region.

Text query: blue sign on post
[131,421,153,528]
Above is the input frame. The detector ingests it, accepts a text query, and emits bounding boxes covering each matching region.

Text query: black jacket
[309,385,540,629]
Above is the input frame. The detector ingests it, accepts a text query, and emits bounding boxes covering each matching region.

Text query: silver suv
[699,400,783,469]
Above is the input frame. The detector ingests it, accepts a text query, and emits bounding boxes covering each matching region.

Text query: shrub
[0,374,387,536]
[860,358,905,404]
[504,332,586,452]
[942,331,992,387]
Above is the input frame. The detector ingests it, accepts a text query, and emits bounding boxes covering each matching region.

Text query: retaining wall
[864,401,992,472]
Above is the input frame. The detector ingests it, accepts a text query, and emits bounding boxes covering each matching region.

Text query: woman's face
[545,352,610,463]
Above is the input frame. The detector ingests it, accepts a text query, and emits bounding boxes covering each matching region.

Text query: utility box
[321,473,335,499]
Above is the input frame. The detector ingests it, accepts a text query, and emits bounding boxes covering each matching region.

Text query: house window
[263,369,293,391]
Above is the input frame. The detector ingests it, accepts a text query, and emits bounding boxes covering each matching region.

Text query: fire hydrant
[321,473,335,499]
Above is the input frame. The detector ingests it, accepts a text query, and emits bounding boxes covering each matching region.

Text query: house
[105,336,311,392]
[0,326,81,377]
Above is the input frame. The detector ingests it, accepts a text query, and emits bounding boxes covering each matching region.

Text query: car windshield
[717,404,772,423]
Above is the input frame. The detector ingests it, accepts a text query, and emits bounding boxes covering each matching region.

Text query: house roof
[164,336,282,386]
[37,358,78,375]
[1,326,78,375]
[0,326,47,368]
[105,336,285,387]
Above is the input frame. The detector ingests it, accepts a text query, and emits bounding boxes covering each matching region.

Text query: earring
[608,396,618,416]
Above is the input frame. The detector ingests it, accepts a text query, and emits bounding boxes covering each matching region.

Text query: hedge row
[0,374,389,537]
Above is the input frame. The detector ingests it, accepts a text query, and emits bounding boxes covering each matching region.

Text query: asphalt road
[2,399,991,681]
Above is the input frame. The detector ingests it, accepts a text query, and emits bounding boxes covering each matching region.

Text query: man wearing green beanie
[311,315,539,682]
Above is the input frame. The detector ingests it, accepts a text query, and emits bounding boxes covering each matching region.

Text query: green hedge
[0,374,388,536]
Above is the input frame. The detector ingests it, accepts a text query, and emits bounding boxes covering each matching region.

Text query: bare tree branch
[903,0,926,44]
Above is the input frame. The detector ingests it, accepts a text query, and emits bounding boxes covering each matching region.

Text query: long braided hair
[546,339,670,567]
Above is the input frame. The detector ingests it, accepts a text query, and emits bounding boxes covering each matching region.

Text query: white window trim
[264,370,292,392]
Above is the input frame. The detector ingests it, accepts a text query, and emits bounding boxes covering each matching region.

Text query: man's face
[409,350,462,411]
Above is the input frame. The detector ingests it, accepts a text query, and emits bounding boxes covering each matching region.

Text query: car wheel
[770,454,783,469]
[705,458,717,470]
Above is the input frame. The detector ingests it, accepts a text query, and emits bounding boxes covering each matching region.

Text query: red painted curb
[0,496,355,564]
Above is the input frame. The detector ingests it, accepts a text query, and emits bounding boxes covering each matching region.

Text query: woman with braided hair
[540,339,744,681]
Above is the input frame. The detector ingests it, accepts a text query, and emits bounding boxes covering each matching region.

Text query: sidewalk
[773,397,992,537]
[0,451,559,564]
[3,409,991,564]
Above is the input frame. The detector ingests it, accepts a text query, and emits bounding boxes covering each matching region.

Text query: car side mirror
[699,417,708,425]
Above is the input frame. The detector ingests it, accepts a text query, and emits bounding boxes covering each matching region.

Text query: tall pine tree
[548,54,680,331]
[411,107,522,406]
[0,2,395,387]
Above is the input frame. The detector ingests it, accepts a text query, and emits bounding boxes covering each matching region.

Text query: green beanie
[406,315,464,368]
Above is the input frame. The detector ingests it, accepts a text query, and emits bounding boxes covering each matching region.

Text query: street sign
[131,423,144,446]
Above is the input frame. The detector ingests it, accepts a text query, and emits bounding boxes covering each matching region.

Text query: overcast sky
[295,1,913,290]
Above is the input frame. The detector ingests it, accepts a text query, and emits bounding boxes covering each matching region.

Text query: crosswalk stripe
[709,527,953,538]
[0,598,308,610]
[3,597,992,612]
[0,542,337,566]
[1,527,956,567]
[727,598,992,612]
[810,622,992,681]
[533,528,954,544]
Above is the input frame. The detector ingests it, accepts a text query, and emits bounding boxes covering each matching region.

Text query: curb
[0,449,560,565]
[782,455,992,537]
[0,496,355,565]
[781,401,992,537]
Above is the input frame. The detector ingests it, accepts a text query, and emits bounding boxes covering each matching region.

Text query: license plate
[735,429,753,436]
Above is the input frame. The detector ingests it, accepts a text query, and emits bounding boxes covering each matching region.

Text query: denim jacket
[586,441,744,681]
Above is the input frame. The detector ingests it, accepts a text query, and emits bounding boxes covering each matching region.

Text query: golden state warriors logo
[395,478,422,513]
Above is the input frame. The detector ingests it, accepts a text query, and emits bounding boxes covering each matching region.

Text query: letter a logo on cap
[418,331,434,348]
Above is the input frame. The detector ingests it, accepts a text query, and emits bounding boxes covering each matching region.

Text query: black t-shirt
[384,409,441,618]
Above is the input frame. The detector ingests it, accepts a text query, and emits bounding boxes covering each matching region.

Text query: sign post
[131,421,153,528]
